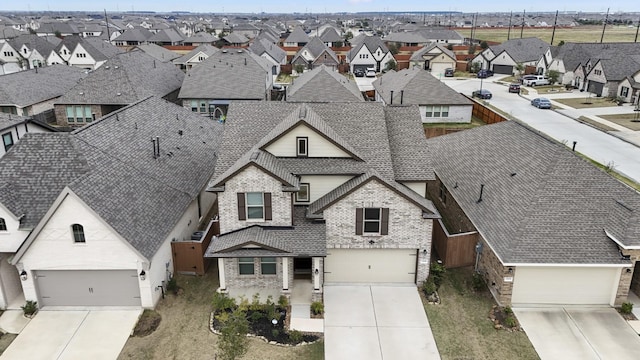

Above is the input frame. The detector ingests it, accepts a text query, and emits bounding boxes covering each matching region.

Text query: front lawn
[553,97,620,109]
[118,264,322,360]
[599,113,640,131]
[424,267,539,360]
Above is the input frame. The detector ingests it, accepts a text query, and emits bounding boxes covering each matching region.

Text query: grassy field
[424,267,539,360]
[457,25,639,44]
[599,113,640,131]
[118,265,323,360]
[553,97,619,109]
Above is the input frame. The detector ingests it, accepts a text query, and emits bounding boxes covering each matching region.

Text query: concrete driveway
[324,285,440,360]
[1,309,141,360]
[514,307,640,360]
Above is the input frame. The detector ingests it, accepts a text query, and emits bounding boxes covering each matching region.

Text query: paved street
[443,77,640,182]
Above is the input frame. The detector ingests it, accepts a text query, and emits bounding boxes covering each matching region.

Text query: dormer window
[296,137,308,157]
[72,224,86,243]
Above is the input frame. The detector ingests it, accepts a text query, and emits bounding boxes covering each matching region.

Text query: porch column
[218,258,226,290]
[313,257,320,290]
[282,257,289,291]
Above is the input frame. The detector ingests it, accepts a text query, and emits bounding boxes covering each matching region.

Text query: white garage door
[35,270,141,306]
[430,63,451,76]
[324,249,417,283]
[511,267,620,305]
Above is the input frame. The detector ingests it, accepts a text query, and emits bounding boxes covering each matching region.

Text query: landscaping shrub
[422,279,437,295]
[212,292,236,312]
[217,308,249,360]
[250,293,262,311]
[504,316,517,328]
[430,262,446,289]
[621,302,634,314]
[166,277,179,294]
[288,330,303,344]
[311,301,324,315]
[471,272,486,292]
[504,306,513,315]
[21,300,37,316]
[278,295,289,308]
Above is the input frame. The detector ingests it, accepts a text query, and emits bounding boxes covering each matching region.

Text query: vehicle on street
[444,68,454,77]
[519,75,537,84]
[366,69,376,77]
[508,83,521,93]
[531,97,552,109]
[354,69,364,77]
[472,89,492,99]
[523,75,550,87]
[477,69,494,78]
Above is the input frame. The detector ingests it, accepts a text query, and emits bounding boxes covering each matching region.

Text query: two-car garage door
[511,267,620,305]
[35,270,141,306]
[324,249,417,283]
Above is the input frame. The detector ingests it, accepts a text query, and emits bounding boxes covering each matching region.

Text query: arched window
[71,224,85,243]
[0,218,7,231]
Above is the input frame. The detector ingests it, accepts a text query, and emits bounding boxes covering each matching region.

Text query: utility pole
[635,16,639,42]
[507,11,512,40]
[520,10,525,38]
[104,9,111,44]
[550,10,558,45]
[600,7,609,43]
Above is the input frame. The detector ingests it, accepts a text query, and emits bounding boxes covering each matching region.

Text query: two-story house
[204,102,439,303]
[0,113,56,158]
[347,35,395,73]
[472,37,550,75]
[291,37,340,71]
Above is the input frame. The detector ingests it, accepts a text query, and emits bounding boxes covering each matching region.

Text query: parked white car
[523,75,550,87]
[366,69,376,77]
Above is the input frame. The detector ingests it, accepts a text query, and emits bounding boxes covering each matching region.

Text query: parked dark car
[531,97,552,109]
[444,68,454,77]
[508,83,521,93]
[477,69,494,78]
[354,69,365,77]
[472,89,492,99]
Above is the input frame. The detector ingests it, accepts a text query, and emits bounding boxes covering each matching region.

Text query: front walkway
[324,285,440,360]
[289,279,323,333]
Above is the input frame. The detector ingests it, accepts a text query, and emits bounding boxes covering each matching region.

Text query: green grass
[297,340,324,360]
[530,85,570,94]
[457,25,638,44]
[599,113,640,131]
[577,153,640,192]
[577,116,618,132]
[424,267,539,360]
[553,97,619,109]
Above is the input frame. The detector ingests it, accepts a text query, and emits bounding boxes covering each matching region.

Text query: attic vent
[250,151,260,161]
[299,107,307,119]
[114,65,119,69]
[79,92,84,95]
[237,49,243,53]
[116,92,122,96]
[222,49,228,53]
[105,65,110,69]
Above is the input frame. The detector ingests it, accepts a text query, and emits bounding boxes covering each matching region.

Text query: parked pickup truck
[523,75,549,87]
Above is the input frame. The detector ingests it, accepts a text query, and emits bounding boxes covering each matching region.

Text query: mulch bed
[489,306,520,331]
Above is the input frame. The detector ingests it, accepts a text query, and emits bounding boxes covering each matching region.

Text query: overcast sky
[0,1,633,14]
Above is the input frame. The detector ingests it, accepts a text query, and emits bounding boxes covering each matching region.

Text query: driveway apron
[324,285,440,360]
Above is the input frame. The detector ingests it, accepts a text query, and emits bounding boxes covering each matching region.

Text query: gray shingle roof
[595,57,640,81]
[373,68,473,106]
[292,37,339,64]
[56,50,185,105]
[114,28,153,42]
[222,32,249,45]
[427,121,639,264]
[410,43,456,62]
[148,28,184,43]
[285,26,310,44]
[205,207,326,257]
[79,37,123,62]
[8,34,58,58]
[286,65,363,103]
[320,27,342,43]
[172,44,219,65]
[184,32,217,44]
[249,38,286,63]
[178,49,272,100]
[135,43,181,62]
[552,42,640,75]
[210,149,299,189]
[348,36,389,61]
[0,64,87,107]
[0,97,224,259]
[489,37,550,63]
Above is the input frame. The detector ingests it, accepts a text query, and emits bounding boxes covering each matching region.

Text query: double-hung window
[239,258,254,275]
[246,192,264,219]
[66,106,93,123]
[2,132,14,152]
[261,257,276,275]
[295,183,310,203]
[356,208,389,235]
[363,208,381,233]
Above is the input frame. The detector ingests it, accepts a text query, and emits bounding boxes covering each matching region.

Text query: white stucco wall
[296,175,354,204]
[1,122,52,158]
[419,104,472,124]
[0,204,30,252]
[68,44,97,69]
[0,253,22,309]
[264,124,351,158]
[401,182,427,198]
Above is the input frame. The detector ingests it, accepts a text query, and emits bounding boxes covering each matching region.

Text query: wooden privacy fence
[171,217,219,275]
[432,219,478,268]
[468,96,508,124]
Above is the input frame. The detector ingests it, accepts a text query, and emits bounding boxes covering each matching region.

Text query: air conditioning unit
[191,231,204,241]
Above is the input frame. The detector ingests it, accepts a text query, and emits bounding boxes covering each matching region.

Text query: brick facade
[54,104,103,127]
[223,257,291,290]
[622,249,640,298]
[217,165,293,234]
[477,236,513,306]
[426,177,475,234]
[323,179,433,284]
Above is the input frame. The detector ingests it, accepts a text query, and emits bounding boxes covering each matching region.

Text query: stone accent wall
[323,179,433,284]
[224,257,285,289]
[615,268,633,306]
[619,249,640,298]
[632,262,640,296]
[54,104,103,127]
[217,165,292,234]
[477,236,513,306]
[426,177,475,234]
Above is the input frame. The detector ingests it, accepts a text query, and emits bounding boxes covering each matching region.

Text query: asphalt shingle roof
[488,37,550,63]
[285,26,310,44]
[0,64,87,107]
[135,43,181,62]
[286,65,363,103]
[427,121,640,264]
[249,38,286,63]
[173,44,219,65]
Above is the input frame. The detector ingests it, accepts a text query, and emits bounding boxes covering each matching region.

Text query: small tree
[547,70,560,85]
[333,40,343,48]
[557,40,565,46]
[515,63,525,76]
[294,64,304,74]
[470,61,481,73]
[468,44,477,55]
[387,43,399,55]
[217,308,249,360]
[54,30,62,39]
[385,59,397,72]
[480,41,488,49]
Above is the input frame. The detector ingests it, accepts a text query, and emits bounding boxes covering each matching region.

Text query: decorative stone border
[209,312,322,347]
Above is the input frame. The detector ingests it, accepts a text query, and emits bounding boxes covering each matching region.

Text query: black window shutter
[381,208,389,235]
[237,193,246,220]
[355,208,363,235]
[264,193,272,220]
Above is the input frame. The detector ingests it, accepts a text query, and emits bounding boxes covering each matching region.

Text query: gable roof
[1,97,224,259]
[285,26,310,44]
[488,37,550,63]
[0,64,87,107]
[410,43,456,62]
[184,32,217,44]
[427,120,639,264]
[222,32,249,45]
[173,44,219,65]
[552,42,640,74]
[320,27,342,43]
[147,28,185,43]
[248,38,286,63]
[373,68,473,106]
[114,28,153,42]
[134,43,181,62]
[77,37,123,62]
[178,49,271,100]
[592,57,640,81]
[286,65,363,103]
[348,35,389,61]
[293,37,339,64]
[0,112,57,133]
[55,49,185,105]
[8,34,58,57]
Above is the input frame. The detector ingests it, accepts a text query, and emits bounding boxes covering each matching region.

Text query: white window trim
[238,257,255,275]
[363,208,381,234]
[295,183,310,203]
[296,137,308,157]
[246,192,265,221]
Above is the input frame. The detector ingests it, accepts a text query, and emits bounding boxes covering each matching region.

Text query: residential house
[147,28,185,46]
[53,50,185,126]
[373,68,473,123]
[291,37,340,71]
[0,113,56,158]
[172,44,219,71]
[617,72,640,105]
[8,34,61,69]
[183,32,217,46]
[113,28,153,46]
[134,43,181,63]
[285,65,363,103]
[472,37,550,75]
[0,40,23,74]
[319,27,343,47]
[427,120,639,306]
[204,102,439,302]
[232,23,261,40]
[35,22,80,37]
[347,35,395,73]
[0,96,223,309]
[65,37,123,70]
[409,43,457,74]
[220,33,250,47]
[384,29,464,47]
[585,56,640,98]
[178,49,273,120]
[0,64,87,118]
[283,26,310,47]
[249,38,287,76]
